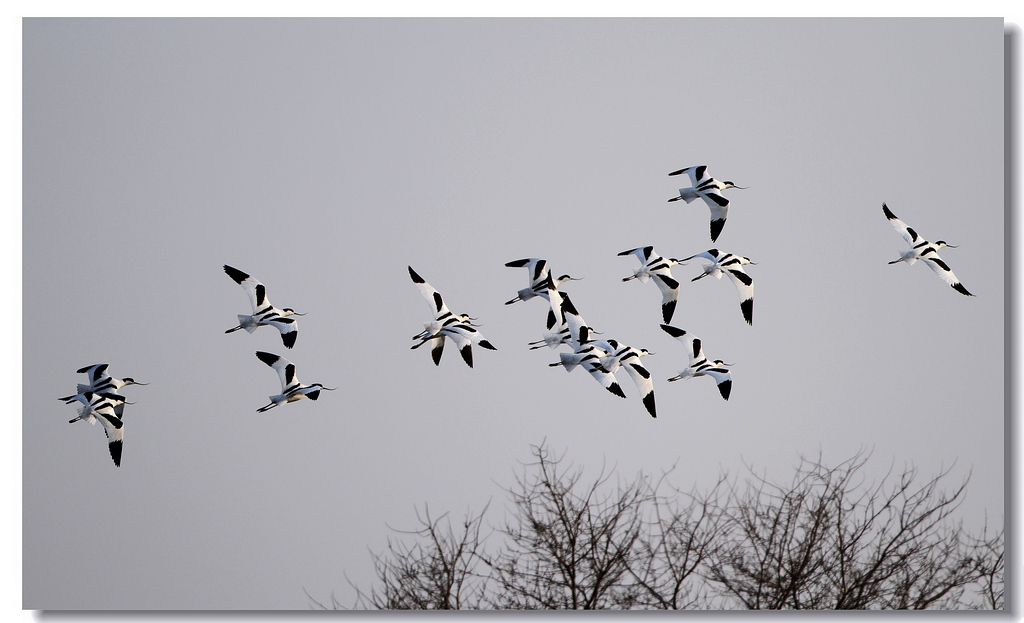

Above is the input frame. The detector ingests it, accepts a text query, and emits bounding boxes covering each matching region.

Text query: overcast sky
[20,16,1008,612]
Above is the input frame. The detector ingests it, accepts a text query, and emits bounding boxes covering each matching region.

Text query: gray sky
[21,17,1006,610]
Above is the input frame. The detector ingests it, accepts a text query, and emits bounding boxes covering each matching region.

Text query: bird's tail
[551,352,580,372]
[669,190,699,204]
[71,407,97,425]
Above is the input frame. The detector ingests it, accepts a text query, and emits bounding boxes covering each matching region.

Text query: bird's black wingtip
[953,283,974,297]
[718,379,732,401]
[660,324,686,338]
[608,383,626,399]
[642,393,657,418]
[256,351,279,366]
[661,301,677,325]
[740,299,753,325]
[223,264,249,284]
[710,219,725,243]
[459,345,474,368]
[108,440,122,467]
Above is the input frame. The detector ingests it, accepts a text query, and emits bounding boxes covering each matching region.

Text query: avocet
[618,246,685,324]
[409,266,496,367]
[504,257,579,304]
[660,324,733,400]
[882,203,973,296]
[224,264,305,348]
[682,249,755,325]
[254,351,336,412]
[667,165,746,242]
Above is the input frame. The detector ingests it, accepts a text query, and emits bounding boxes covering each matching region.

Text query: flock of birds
[58,166,974,465]
[405,165,756,419]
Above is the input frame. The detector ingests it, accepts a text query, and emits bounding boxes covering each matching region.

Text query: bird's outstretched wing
[224,265,271,314]
[660,324,705,367]
[921,252,974,296]
[256,351,299,391]
[408,266,451,319]
[882,203,922,247]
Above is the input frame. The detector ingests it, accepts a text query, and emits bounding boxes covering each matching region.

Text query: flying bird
[682,249,755,325]
[72,363,147,396]
[409,266,496,367]
[545,281,626,399]
[66,392,126,466]
[591,339,657,418]
[618,246,685,324]
[254,351,336,412]
[223,264,305,348]
[882,203,973,296]
[667,165,746,242]
[660,324,733,400]
[525,273,575,351]
[504,257,579,305]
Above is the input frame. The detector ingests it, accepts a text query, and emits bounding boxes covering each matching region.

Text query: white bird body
[660,324,733,400]
[223,264,305,348]
[882,203,973,296]
[618,246,684,324]
[255,351,335,412]
[682,248,755,325]
[668,165,746,242]
[409,266,495,367]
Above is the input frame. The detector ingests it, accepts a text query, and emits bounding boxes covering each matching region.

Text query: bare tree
[326,443,1003,610]
[704,451,1002,610]
[483,443,651,609]
[628,473,730,609]
[328,503,490,610]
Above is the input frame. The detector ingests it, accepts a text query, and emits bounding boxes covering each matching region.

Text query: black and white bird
[72,363,147,396]
[682,249,755,325]
[618,246,685,324]
[66,392,126,466]
[254,351,336,412]
[526,273,575,351]
[223,264,305,348]
[660,324,733,401]
[591,339,657,418]
[409,266,496,367]
[668,165,746,242]
[504,257,579,305]
[882,203,973,296]
[546,281,626,399]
